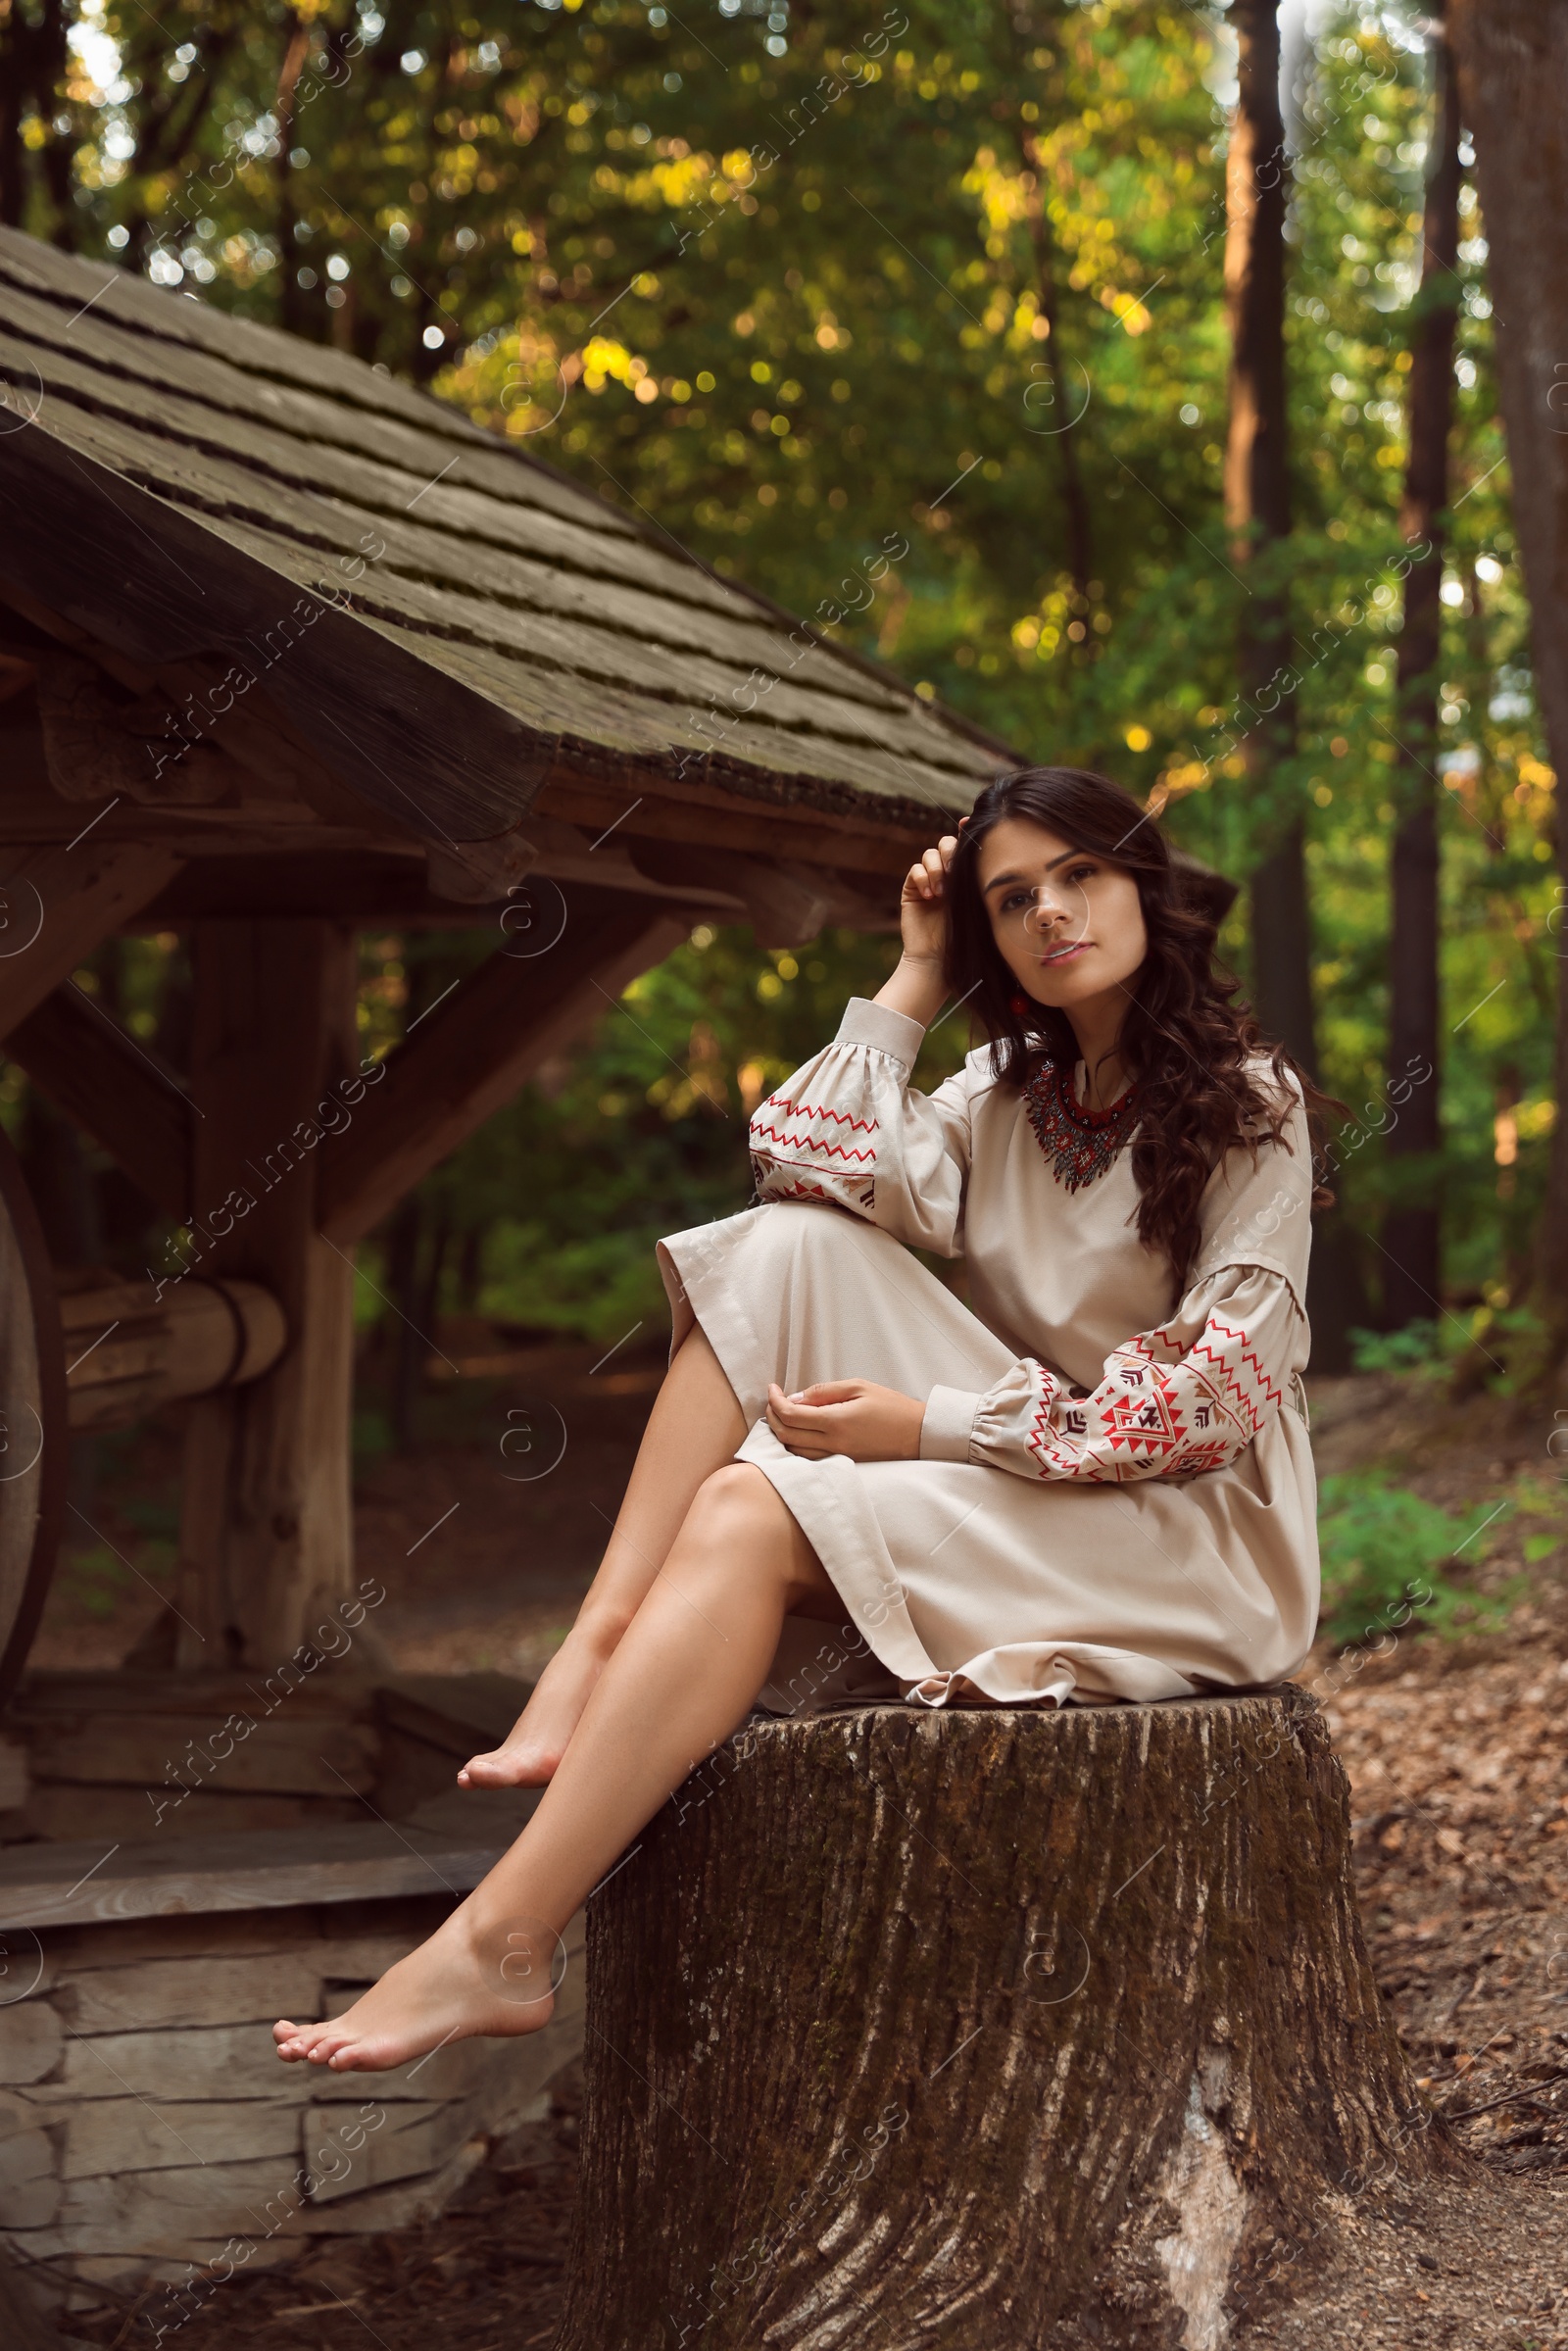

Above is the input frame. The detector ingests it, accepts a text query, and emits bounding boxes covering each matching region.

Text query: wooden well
[0,1674,584,2305]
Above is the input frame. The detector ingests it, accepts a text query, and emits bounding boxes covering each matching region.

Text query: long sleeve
[918,1262,1303,1482]
[749,997,975,1255]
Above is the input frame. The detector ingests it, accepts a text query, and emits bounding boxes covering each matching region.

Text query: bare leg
[275,1465,837,2070]
[461,1323,748,1788]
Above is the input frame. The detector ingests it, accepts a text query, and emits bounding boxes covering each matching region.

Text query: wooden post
[560,1692,1449,2349]
[172,921,361,1668]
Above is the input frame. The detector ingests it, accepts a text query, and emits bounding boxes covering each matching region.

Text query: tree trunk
[1384,5,1461,1331]
[1010,7,1094,608]
[276,13,311,339]
[1227,0,1316,1079]
[1449,0,1568,1364]
[558,1691,1446,2351]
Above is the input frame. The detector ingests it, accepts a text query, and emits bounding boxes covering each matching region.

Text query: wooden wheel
[0,1122,66,1703]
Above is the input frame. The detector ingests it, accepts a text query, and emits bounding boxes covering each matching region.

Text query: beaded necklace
[1023,1055,1139,1192]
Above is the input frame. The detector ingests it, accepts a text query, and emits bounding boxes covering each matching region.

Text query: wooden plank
[0,1819,517,1930]
[318,890,689,1245]
[304,2099,459,2203]
[25,1713,378,1796]
[40,2024,323,2103]
[19,1785,365,1844]
[0,2124,55,2190]
[60,1935,424,2033]
[5,983,191,1217]
[65,1951,326,2034]
[59,1936,414,2031]
[0,2003,61,2085]
[49,2148,318,2245]
[59,2095,304,2181]
[0,2170,60,2229]
[14,1665,376,1716]
[0,841,181,1037]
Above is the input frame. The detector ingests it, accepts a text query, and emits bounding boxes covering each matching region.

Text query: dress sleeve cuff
[919,1384,980,1463]
[835,996,926,1069]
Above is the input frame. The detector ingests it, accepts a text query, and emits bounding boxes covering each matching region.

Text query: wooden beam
[62,1273,286,1433]
[0,1122,68,1706]
[5,982,192,1217]
[532,775,935,876]
[134,841,743,925]
[172,920,361,1667]
[318,888,691,1246]
[624,838,894,945]
[0,841,182,1036]
[0,1817,523,1932]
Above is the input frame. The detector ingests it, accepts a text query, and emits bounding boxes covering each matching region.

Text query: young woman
[274,764,1330,2072]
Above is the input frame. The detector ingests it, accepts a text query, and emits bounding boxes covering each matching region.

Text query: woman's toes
[274,2018,320,2059]
[325,2036,383,2072]
[304,2030,354,2066]
[458,1742,556,1789]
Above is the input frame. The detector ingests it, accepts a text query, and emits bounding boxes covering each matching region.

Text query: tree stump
[556,1690,1449,2351]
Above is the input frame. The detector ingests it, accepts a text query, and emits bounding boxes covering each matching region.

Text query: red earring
[1009,993,1029,1017]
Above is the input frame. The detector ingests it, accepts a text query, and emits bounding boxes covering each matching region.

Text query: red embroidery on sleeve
[751,1097,879,1164]
[750,1094,880,1213]
[1021,1309,1282,1483]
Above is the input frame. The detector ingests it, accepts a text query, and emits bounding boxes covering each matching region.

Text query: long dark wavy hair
[945,766,1340,1292]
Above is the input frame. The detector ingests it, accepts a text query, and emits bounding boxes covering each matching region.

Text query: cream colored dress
[658,997,1319,1711]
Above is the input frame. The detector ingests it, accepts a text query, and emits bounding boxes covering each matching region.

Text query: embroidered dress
[658,997,1319,1711]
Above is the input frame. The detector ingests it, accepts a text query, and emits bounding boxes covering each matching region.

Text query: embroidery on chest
[1023,1057,1138,1192]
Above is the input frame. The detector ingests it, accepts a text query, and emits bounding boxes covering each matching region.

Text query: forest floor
[38,1349,1568,2349]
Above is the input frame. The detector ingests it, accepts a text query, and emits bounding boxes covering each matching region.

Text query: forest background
[1,0,1558,1414]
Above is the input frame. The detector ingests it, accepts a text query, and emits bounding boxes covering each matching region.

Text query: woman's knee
[761,1201,887,1270]
[682,1466,827,1607]
[685,1462,784,1544]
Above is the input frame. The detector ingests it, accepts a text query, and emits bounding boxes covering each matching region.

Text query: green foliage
[58,1543,134,1621]
[1316,1468,1517,1645]
[1347,1319,1446,1376]
[1,0,1557,1337]
[1347,1300,1552,1394]
[352,1406,395,1466]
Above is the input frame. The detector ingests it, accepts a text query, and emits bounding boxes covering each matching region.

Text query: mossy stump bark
[556,1690,1446,2351]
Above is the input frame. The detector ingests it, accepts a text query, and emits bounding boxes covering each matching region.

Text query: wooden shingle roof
[0,227,1015,896]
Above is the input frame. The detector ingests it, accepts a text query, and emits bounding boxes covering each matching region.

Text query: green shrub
[1317,1468,1518,1646]
[1347,1322,1446,1377]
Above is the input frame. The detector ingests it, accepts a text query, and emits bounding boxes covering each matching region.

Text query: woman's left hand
[766,1379,925,1461]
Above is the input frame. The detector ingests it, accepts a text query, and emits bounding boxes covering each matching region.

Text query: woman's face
[975,816,1149,1015]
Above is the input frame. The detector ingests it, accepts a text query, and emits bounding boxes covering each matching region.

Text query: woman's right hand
[898,833,959,968]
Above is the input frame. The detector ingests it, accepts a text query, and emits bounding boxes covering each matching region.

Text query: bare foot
[272,1902,561,2073]
[459,1632,611,1788]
